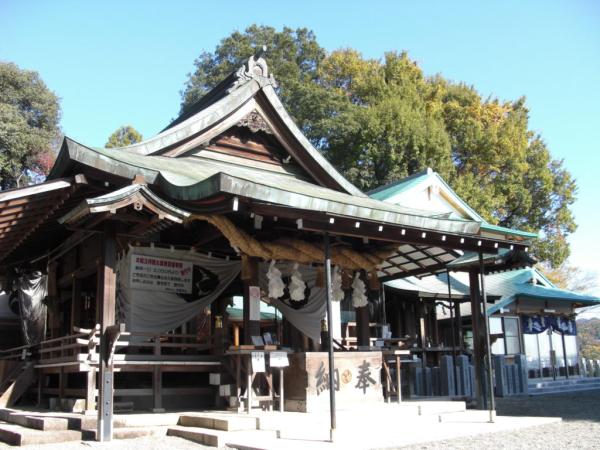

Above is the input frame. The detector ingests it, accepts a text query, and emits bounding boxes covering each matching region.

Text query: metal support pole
[478,253,495,423]
[324,233,336,442]
[446,270,458,394]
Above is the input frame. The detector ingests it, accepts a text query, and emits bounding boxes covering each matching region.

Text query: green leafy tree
[180,25,577,267]
[0,62,61,189]
[181,25,345,144]
[105,125,143,148]
[540,262,599,294]
[318,50,453,190]
[577,319,600,360]
[442,85,577,265]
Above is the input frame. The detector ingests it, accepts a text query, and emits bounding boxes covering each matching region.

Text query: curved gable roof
[51,53,365,198]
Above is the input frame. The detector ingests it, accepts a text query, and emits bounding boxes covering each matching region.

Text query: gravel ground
[397,389,600,450]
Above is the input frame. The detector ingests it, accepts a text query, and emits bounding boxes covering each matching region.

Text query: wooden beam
[1,185,77,262]
[247,202,526,253]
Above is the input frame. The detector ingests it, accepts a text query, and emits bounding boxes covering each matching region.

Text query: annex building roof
[386,267,600,316]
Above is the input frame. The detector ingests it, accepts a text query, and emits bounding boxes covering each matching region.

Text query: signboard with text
[130,254,193,294]
[251,351,266,373]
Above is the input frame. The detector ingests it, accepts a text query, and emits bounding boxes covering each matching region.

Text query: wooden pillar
[85,370,96,413]
[71,279,81,331]
[152,338,163,412]
[455,300,463,349]
[356,305,370,348]
[478,253,495,421]
[468,269,485,409]
[97,225,117,441]
[242,257,260,344]
[47,261,60,339]
[430,302,439,346]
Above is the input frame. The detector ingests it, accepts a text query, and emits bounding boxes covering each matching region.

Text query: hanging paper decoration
[289,263,306,302]
[266,260,285,299]
[332,266,344,302]
[351,272,368,308]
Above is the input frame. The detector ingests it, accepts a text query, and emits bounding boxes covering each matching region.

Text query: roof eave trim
[260,84,366,198]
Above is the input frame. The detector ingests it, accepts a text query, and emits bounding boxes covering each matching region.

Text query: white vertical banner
[249,286,261,321]
[251,351,265,373]
[329,300,342,340]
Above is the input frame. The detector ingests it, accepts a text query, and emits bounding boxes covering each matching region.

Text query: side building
[373,169,600,394]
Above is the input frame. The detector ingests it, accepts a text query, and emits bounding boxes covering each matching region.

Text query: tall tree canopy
[0,62,61,189]
[181,25,577,267]
[105,125,143,148]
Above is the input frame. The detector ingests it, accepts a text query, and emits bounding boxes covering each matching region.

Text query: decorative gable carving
[236,110,274,135]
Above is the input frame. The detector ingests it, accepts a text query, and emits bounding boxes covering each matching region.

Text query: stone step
[168,426,275,448]
[437,409,495,423]
[528,383,600,395]
[7,412,69,431]
[0,422,82,446]
[416,401,466,415]
[82,425,168,440]
[178,413,257,431]
[529,378,600,388]
[529,381,600,390]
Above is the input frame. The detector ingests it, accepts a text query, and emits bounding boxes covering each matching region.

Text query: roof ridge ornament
[228,45,278,93]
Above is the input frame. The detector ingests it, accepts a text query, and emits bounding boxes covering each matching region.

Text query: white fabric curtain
[258,262,326,342]
[117,246,240,335]
[18,271,48,345]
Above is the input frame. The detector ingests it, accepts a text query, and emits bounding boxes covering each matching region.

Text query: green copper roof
[50,138,485,236]
[369,169,432,201]
[368,169,537,241]
[480,222,538,239]
[386,268,600,314]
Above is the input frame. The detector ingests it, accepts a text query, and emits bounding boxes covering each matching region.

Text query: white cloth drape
[18,271,47,345]
[117,246,240,335]
[258,262,326,342]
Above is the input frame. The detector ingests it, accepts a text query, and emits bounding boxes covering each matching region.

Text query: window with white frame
[490,316,521,355]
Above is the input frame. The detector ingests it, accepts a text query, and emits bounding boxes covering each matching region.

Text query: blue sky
[1,0,599,293]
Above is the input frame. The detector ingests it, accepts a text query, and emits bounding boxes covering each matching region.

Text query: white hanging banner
[117,246,241,335]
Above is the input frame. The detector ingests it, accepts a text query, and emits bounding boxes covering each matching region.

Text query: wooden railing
[39,325,100,363]
[0,324,220,366]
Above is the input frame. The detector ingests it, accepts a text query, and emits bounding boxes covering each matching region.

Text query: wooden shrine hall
[0,52,535,440]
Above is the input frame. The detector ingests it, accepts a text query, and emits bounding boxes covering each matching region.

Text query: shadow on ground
[495,389,600,422]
